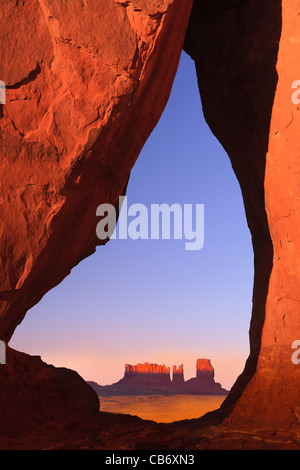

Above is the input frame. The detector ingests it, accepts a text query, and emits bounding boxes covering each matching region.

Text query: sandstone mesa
[87,358,229,396]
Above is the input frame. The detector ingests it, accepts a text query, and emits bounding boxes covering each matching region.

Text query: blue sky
[10,51,254,391]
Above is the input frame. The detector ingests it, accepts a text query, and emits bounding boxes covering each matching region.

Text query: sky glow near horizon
[9,52,254,392]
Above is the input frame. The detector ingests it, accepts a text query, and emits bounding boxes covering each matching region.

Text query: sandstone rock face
[183,359,227,395]
[1,0,300,448]
[0,0,193,438]
[184,0,300,430]
[121,362,171,386]
[0,0,193,342]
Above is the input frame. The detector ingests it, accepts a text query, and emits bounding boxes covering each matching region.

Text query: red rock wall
[1,0,299,440]
[0,0,193,436]
[184,0,300,430]
[0,0,193,342]
[225,0,300,430]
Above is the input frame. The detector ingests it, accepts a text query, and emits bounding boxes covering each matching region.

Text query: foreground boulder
[0,345,99,438]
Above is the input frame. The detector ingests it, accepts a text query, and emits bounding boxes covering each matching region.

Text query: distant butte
[87,359,229,396]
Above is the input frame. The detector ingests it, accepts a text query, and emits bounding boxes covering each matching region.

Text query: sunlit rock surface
[0,0,299,450]
[0,0,193,444]
[0,0,192,342]
[184,0,300,431]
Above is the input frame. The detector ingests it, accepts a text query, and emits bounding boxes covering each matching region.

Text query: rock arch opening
[2,0,299,449]
[10,50,254,423]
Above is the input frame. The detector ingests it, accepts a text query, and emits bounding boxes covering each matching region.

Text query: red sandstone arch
[0,0,299,449]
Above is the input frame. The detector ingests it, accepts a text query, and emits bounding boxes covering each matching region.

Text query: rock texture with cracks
[0,0,193,439]
[0,0,300,450]
[0,0,193,341]
[184,0,300,432]
[87,359,228,395]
